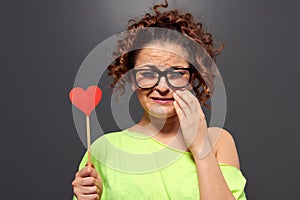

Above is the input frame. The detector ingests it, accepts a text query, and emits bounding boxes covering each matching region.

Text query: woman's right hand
[72,163,103,200]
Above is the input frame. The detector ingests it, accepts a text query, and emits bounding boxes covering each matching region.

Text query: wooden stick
[86,115,91,166]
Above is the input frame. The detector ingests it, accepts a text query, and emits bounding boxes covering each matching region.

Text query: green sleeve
[219,163,248,200]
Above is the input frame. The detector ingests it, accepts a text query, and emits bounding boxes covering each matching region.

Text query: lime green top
[73,130,247,200]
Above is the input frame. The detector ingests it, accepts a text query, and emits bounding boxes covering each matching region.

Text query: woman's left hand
[173,90,208,153]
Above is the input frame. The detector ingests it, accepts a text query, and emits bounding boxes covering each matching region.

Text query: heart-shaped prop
[69,85,102,116]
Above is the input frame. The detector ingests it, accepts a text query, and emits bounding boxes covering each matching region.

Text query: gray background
[1,0,299,199]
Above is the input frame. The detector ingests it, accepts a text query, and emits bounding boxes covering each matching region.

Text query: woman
[72,1,247,199]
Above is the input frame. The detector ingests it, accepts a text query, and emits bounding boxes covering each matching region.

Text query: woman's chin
[147,106,177,119]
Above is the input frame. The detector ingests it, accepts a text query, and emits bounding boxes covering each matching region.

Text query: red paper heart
[69,85,102,116]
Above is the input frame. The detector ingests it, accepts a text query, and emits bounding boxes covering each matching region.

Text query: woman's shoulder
[207,127,237,148]
[208,127,241,170]
[92,130,127,143]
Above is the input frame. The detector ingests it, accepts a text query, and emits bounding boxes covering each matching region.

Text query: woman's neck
[129,111,180,138]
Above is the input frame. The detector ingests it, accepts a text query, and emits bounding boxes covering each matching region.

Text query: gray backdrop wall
[1,0,299,199]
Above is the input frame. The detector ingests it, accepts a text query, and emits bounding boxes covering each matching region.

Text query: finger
[175,90,199,110]
[78,176,99,186]
[96,174,103,192]
[173,92,190,117]
[78,172,102,190]
[88,167,99,179]
[86,161,95,168]
[93,176,102,193]
[77,166,98,178]
[176,90,205,118]
[76,167,91,178]
[76,193,99,200]
[81,185,100,195]
[96,174,103,187]
[173,100,184,120]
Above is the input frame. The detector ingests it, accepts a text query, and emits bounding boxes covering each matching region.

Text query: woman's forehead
[135,44,189,68]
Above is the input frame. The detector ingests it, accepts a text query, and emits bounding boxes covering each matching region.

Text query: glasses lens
[136,70,158,88]
[135,68,192,89]
[167,69,190,88]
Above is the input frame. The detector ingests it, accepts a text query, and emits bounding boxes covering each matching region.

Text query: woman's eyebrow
[136,64,159,70]
[136,65,189,71]
[170,66,189,69]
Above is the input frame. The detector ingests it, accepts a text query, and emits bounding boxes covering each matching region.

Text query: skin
[72,43,241,200]
[131,43,240,199]
[129,43,194,147]
[72,163,102,200]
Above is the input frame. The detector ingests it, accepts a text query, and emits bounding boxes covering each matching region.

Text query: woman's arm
[173,90,240,200]
[190,128,240,200]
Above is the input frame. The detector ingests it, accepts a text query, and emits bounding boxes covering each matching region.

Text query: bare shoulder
[208,127,241,170]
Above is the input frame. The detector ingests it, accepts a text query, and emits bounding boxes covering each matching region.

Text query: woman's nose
[155,77,170,93]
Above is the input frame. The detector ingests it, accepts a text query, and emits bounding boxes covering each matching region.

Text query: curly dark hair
[108,0,224,109]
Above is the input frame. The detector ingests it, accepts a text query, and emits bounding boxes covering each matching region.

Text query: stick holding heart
[69,85,102,166]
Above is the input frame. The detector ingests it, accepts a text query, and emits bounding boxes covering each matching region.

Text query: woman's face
[132,43,191,119]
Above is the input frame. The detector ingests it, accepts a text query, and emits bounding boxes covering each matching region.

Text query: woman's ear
[186,73,196,91]
[130,74,138,90]
[186,83,193,91]
[191,73,196,82]
[132,83,138,90]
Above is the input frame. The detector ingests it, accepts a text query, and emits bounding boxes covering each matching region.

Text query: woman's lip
[150,97,174,100]
[150,97,174,104]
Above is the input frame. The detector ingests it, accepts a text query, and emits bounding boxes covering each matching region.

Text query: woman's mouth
[150,97,174,104]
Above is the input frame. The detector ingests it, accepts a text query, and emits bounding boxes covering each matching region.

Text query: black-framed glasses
[131,66,194,89]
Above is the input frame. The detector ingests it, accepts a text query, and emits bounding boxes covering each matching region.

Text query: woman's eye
[168,71,185,78]
[141,72,157,78]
